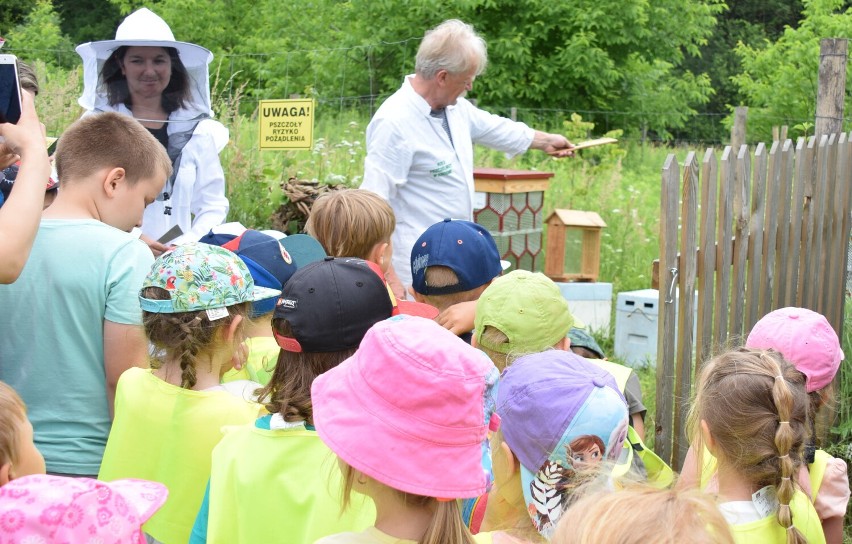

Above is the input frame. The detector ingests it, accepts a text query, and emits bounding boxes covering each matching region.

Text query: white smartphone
[0,54,21,124]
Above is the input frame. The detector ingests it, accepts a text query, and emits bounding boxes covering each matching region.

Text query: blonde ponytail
[421,499,476,544]
[339,461,477,544]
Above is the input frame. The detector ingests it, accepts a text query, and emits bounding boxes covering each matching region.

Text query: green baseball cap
[474,270,581,355]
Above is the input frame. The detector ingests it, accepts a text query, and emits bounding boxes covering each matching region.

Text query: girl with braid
[688,348,825,544]
[98,243,279,544]
[681,308,848,543]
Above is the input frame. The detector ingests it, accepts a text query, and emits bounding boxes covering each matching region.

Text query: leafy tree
[0,0,32,34]
[679,0,805,142]
[346,0,725,137]
[54,0,122,44]
[99,0,725,137]
[731,0,852,141]
[4,0,75,67]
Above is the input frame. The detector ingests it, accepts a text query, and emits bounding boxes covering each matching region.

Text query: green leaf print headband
[139,242,281,314]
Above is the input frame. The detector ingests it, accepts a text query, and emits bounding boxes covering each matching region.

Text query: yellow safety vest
[729,490,826,544]
[586,358,633,392]
[221,336,280,385]
[207,423,375,543]
[99,368,261,544]
[698,445,718,491]
[701,446,831,506]
[586,358,673,488]
[808,449,830,501]
[616,426,674,488]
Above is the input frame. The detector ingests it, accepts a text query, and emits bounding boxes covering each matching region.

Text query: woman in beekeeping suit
[76,8,229,254]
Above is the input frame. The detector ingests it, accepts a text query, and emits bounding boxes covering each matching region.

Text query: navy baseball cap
[410,219,503,296]
[219,230,298,317]
[273,257,395,353]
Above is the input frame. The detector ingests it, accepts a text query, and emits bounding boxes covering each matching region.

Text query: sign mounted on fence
[258,99,314,150]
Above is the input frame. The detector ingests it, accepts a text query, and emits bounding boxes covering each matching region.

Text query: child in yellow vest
[191,258,436,543]
[552,484,735,544]
[688,348,825,543]
[0,381,171,543]
[200,228,327,385]
[312,315,500,544]
[567,327,647,441]
[681,307,849,544]
[98,242,279,544]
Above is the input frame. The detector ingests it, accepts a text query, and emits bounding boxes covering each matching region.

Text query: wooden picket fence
[653,133,852,469]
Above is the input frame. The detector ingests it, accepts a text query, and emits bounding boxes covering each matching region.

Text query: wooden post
[814,38,848,137]
[814,43,849,440]
[696,149,718,368]
[656,155,680,466]
[673,152,698,469]
[731,107,748,152]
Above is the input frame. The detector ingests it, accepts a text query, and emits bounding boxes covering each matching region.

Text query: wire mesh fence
[10,44,847,148]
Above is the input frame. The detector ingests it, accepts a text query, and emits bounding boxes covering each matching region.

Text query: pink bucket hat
[311,315,501,499]
[0,474,167,544]
[746,307,844,392]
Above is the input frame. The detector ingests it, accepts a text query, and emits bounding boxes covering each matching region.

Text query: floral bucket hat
[139,242,281,314]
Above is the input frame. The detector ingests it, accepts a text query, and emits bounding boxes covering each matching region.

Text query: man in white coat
[362,19,575,296]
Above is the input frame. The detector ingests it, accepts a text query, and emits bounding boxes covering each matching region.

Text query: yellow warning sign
[258,99,314,150]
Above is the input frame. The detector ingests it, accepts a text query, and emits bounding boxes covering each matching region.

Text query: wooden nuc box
[544,209,607,282]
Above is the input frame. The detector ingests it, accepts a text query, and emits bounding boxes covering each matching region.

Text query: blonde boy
[0,382,45,485]
[306,188,395,272]
[0,112,171,477]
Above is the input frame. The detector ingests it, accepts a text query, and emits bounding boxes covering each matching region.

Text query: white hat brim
[76,39,212,69]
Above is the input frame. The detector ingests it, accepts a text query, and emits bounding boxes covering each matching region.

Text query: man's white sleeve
[361,117,414,198]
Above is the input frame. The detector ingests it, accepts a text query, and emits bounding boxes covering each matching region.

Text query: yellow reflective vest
[728,490,826,544]
[98,368,261,544]
[585,358,673,488]
[221,336,280,385]
[700,445,832,507]
[207,422,375,543]
[809,449,830,500]
[586,358,633,392]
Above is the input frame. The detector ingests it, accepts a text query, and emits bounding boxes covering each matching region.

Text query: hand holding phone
[0,54,21,125]
[0,88,47,160]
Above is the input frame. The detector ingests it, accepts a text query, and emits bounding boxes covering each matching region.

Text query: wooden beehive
[472,168,554,271]
[544,209,607,282]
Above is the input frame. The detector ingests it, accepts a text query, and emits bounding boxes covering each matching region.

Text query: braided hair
[688,348,809,544]
[141,286,249,389]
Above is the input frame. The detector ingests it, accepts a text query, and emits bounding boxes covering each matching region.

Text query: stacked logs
[269,177,346,233]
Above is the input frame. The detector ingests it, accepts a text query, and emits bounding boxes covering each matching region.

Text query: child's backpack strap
[809,448,831,502]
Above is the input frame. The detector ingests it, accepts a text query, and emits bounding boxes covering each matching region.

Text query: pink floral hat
[0,475,167,544]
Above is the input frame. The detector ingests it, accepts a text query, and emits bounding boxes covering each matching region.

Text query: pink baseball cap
[746,307,844,392]
[311,315,500,499]
[0,474,167,544]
